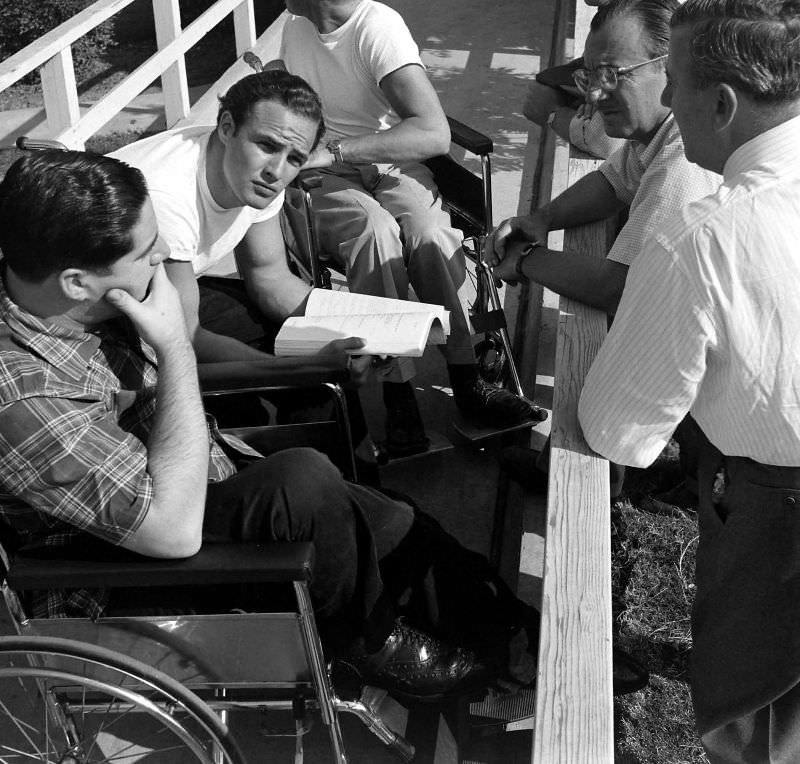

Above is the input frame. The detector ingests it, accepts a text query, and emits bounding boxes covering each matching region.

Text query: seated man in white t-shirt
[276,0,540,456]
[111,70,370,383]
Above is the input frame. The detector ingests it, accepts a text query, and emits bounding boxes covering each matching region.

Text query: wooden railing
[530,1,616,761]
[0,0,257,149]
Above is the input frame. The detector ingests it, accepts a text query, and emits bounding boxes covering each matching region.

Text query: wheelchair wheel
[0,635,246,764]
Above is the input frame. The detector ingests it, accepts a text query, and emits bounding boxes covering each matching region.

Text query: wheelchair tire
[0,635,246,764]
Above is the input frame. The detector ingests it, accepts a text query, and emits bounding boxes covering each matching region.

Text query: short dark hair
[0,150,149,283]
[217,69,326,149]
[672,0,800,102]
[591,0,681,58]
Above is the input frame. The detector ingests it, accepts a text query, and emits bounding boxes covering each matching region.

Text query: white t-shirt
[110,126,284,277]
[280,0,423,140]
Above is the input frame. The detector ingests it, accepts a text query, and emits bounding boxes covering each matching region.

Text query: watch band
[326,139,344,164]
[515,244,543,285]
[515,245,532,284]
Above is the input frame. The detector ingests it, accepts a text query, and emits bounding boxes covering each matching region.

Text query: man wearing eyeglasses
[485,0,719,497]
[487,0,718,316]
[580,0,800,758]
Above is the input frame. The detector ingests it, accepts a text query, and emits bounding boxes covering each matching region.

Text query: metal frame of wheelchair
[240,51,526,400]
[0,355,414,763]
[282,117,527,400]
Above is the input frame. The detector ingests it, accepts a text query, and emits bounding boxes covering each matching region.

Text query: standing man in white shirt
[579,0,800,759]
[277,0,539,457]
[487,0,719,494]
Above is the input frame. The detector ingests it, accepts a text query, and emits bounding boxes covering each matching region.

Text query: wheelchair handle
[16,136,68,152]
[243,51,264,73]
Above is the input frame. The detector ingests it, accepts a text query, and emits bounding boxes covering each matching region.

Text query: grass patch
[612,447,710,763]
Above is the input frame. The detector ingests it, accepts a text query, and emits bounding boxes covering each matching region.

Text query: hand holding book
[275,289,451,359]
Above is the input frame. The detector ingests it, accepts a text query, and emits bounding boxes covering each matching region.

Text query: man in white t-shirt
[111,70,369,377]
[277,0,539,457]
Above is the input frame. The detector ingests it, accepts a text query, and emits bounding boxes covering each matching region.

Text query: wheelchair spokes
[0,638,244,764]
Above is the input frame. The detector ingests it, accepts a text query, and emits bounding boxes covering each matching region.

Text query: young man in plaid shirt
[0,149,537,701]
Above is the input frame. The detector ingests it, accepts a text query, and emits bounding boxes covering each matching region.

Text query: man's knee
[263,446,343,496]
[319,191,400,249]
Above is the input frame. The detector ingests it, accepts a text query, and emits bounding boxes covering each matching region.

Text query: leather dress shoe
[335,619,491,704]
[453,378,547,428]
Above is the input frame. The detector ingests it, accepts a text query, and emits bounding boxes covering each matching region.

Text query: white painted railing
[0,0,256,149]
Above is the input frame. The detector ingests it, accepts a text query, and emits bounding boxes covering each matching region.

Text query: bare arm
[487,170,625,263]
[236,219,374,383]
[104,264,209,558]
[493,240,629,314]
[235,215,313,322]
[165,260,268,362]
[305,64,451,167]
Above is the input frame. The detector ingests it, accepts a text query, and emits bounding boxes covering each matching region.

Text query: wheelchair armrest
[199,358,349,395]
[447,116,493,156]
[6,542,315,590]
[296,173,323,192]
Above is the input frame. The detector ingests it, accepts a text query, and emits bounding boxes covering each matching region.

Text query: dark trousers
[692,430,800,763]
[198,275,278,351]
[203,447,411,651]
[111,447,534,658]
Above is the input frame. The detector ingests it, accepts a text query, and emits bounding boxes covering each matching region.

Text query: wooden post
[233,0,257,57]
[152,0,190,128]
[40,48,81,147]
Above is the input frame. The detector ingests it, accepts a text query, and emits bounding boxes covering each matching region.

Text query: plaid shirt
[0,275,236,619]
[599,113,721,267]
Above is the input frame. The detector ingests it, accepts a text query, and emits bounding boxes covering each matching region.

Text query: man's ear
[713,83,738,134]
[58,268,91,302]
[217,110,236,144]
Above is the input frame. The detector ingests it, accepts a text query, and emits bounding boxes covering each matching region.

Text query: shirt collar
[636,113,676,168]
[723,112,800,182]
[0,273,103,383]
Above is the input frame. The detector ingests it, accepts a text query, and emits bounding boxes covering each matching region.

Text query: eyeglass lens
[573,66,617,93]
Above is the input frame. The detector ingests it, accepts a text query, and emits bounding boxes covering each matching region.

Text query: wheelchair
[243,54,526,401]
[0,359,414,764]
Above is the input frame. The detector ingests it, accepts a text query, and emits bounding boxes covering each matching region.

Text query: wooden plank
[40,48,80,139]
[532,224,613,764]
[153,0,191,129]
[174,13,288,128]
[529,0,616,756]
[0,0,138,92]
[233,0,258,57]
[52,0,249,145]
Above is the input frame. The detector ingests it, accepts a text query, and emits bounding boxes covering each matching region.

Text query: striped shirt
[600,113,720,267]
[579,114,800,468]
[0,276,237,617]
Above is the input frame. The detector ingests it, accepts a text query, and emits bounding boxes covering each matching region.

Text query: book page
[304,288,451,336]
[275,312,446,357]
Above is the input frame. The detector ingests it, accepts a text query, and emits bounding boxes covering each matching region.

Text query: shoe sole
[332,659,491,705]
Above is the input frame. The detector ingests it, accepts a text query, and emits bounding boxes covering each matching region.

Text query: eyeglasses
[572,55,667,94]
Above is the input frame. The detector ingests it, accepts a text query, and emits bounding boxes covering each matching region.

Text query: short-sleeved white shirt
[280,0,423,140]
[599,114,719,267]
[110,126,284,277]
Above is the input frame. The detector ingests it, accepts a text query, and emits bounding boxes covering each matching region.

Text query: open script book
[274,289,451,358]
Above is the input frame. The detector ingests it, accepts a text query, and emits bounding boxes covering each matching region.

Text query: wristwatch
[326,139,344,164]
[546,111,557,129]
[515,244,543,285]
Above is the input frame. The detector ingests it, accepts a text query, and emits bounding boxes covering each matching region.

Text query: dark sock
[447,363,479,390]
[382,380,416,406]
